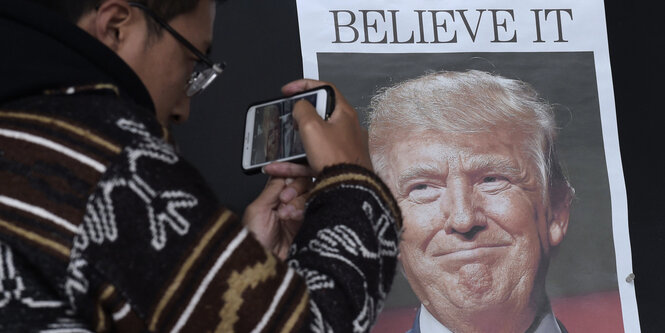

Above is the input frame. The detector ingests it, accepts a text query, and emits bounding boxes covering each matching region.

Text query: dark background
[173,0,664,329]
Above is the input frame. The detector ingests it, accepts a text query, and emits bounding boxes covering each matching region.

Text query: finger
[281,79,329,96]
[290,208,304,221]
[277,202,305,222]
[283,79,351,107]
[287,177,313,195]
[278,206,304,222]
[263,162,315,178]
[282,80,354,123]
[252,177,285,207]
[277,203,296,220]
[325,102,358,126]
[287,195,308,214]
[292,99,325,134]
[279,186,298,203]
[279,177,312,203]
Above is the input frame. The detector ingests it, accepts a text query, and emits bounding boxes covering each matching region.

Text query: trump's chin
[439,263,508,310]
[427,264,521,313]
[458,263,493,296]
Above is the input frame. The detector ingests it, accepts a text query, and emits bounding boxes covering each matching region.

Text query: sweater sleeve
[63,128,400,332]
[289,164,401,333]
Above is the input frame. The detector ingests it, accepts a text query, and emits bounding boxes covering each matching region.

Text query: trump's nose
[442,181,486,238]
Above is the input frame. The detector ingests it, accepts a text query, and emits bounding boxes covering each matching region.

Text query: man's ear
[81,0,135,51]
[547,182,573,247]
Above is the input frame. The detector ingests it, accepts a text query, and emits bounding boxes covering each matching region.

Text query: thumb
[292,99,324,133]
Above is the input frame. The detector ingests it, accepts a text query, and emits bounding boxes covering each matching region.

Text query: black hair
[29,0,221,33]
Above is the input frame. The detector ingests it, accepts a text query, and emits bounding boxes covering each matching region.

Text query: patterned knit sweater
[0,3,401,332]
[0,90,401,332]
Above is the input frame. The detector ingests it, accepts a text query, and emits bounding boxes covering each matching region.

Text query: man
[0,0,400,332]
[368,70,574,333]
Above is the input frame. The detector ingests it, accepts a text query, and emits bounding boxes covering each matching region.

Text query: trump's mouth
[433,244,510,259]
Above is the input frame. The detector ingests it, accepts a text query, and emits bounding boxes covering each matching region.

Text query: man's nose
[442,181,485,236]
[171,97,191,124]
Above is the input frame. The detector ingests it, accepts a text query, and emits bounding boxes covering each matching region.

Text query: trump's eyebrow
[461,154,524,179]
[396,164,446,190]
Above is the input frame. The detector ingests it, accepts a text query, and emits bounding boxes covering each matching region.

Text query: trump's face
[384,129,569,316]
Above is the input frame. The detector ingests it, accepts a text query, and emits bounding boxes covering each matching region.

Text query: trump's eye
[478,175,510,192]
[408,183,439,203]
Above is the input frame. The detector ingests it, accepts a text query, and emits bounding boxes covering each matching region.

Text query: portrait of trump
[368,70,575,333]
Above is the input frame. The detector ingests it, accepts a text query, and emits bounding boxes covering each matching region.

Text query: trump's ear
[547,182,573,247]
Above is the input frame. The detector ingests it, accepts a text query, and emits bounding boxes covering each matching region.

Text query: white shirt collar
[419,304,562,333]
[419,304,453,333]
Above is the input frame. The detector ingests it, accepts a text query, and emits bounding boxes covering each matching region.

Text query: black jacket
[0,1,153,110]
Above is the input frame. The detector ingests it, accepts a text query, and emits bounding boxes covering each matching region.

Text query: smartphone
[242,86,335,174]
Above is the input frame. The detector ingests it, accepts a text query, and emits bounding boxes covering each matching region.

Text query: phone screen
[249,93,317,166]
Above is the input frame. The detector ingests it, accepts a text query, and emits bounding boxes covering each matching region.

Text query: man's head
[32,0,220,127]
[369,70,573,331]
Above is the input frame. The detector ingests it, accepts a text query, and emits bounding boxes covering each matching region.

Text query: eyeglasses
[128,2,225,96]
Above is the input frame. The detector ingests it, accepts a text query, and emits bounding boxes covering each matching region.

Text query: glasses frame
[127,2,225,96]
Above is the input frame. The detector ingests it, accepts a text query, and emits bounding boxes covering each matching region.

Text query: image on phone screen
[250,94,317,165]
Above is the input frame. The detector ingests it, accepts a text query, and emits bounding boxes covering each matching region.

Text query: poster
[295,1,639,332]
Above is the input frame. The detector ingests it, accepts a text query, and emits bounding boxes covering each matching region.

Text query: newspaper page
[295,1,639,332]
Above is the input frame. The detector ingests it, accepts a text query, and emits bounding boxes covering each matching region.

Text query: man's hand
[245,77,372,258]
[242,164,314,260]
[282,79,373,173]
